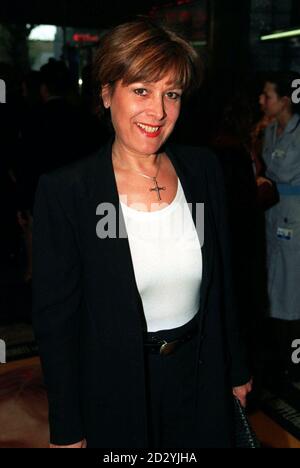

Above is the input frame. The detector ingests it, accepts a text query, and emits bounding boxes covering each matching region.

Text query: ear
[101,84,111,109]
[281,95,291,109]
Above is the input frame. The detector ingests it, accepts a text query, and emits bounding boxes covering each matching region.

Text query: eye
[133,88,148,96]
[166,91,182,100]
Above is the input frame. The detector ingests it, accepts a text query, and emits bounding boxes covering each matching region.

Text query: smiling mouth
[136,122,162,137]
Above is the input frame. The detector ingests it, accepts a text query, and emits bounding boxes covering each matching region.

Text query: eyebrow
[165,83,183,89]
[132,82,183,90]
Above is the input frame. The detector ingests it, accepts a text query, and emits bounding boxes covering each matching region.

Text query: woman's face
[259,81,287,118]
[102,73,182,156]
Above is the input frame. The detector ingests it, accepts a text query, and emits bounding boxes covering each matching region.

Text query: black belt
[144,325,198,356]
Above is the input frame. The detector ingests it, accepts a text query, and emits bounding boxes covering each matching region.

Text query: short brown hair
[94,19,203,114]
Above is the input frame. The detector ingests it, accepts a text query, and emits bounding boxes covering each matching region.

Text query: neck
[277,109,293,131]
[112,140,160,172]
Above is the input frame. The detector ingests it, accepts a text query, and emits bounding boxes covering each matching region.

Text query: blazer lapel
[86,139,146,329]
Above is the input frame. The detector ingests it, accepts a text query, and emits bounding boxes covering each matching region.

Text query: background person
[259,71,300,386]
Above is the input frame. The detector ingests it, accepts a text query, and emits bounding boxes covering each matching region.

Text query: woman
[259,72,300,385]
[32,20,251,449]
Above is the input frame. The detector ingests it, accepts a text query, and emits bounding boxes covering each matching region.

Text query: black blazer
[32,140,250,448]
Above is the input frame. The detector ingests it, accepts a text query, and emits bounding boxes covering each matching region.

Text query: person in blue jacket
[259,71,300,384]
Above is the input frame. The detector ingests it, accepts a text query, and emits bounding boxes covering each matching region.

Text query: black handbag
[234,398,260,448]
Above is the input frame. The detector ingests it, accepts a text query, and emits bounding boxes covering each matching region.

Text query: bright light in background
[29,25,57,41]
[261,29,300,41]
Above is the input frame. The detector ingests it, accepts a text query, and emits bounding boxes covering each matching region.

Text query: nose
[147,94,166,121]
[259,94,265,107]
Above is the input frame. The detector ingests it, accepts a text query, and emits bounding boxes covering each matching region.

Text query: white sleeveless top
[120,178,202,332]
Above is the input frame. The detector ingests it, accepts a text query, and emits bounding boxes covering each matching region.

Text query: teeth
[137,123,160,133]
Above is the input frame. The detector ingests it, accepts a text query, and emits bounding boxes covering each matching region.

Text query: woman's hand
[50,439,87,448]
[17,210,33,233]
[232,379,252,408]
[256,176,273,187]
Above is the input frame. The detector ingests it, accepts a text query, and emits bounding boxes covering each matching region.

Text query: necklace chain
[113,152,166,201]
[132,154,162,181]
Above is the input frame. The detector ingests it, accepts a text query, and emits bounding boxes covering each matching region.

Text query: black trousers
[144,314,200,449]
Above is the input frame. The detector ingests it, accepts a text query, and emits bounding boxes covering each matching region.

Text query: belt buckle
[159,340,168,355]
[159,340,178,356]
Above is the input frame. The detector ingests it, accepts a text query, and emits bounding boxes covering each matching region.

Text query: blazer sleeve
[207,152,251,387]
[32,174,84,445]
